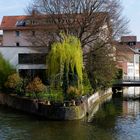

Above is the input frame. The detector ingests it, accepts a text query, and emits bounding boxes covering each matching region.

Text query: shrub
[82,71,92,95]
[26,90,64,102]
[0,53,15,88]
[5,73,22,89]
[66,86,81,100]
[15,78,28,95]
[26,77,46,94]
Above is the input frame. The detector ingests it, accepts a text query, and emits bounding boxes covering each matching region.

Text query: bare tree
[26,0,129,90]
[27,0,129,48]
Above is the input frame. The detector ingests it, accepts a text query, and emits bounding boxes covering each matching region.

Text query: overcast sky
[0,0,139,40]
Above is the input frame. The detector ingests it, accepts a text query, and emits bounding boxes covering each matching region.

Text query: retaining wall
[0,89,112,120]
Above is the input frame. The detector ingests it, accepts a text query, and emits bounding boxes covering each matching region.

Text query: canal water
[0,89,140,140]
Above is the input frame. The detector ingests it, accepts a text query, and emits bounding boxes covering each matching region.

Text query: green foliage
[48,33,83,82]
[115,68,123,80]
[45,91,64,102]
[0,53,15,88]
[15,78,28,95]
[26,90,64,102]
[86,41,116,91]
[48,33,83,96]
[82,71,93,95]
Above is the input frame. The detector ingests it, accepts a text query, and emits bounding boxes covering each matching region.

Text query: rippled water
[0,95,140,140]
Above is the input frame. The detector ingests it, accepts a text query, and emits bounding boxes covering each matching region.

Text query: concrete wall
[0,93,86,120]
[0,89,112,120]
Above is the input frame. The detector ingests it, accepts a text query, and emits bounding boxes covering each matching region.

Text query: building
[0,15,48,80]
[0,35,3,46]
[0,13,110,80]
[116,36,140,79]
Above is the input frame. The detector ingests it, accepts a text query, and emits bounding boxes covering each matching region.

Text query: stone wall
[0,89,112,120]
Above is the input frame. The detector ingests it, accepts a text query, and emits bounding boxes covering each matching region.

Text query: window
[19,69,46,83]
[16,42,20,46]
[16,31,20,36]
[16,20,26,26]
[128,68,133,74]
[32,31,35,36]
[18,53,47,64]
[128,42,136,46]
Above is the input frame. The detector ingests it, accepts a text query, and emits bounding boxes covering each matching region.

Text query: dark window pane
[18,53,47,64]
[19,69,47,83]
[16,31,20,36]
[16,42,20,46]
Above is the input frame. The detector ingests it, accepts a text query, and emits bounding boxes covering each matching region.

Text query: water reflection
[0,95,140,140]
[123,87,140,99]
[123,100,140,116]
[87,95,112,122]
[88,98,140,140]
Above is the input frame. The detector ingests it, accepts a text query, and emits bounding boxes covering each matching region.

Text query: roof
[121,36,137,43]
[115,41,134,54]
[1,16,28,27]
[115,41,134,62]
[0,15,53,30]
[0,16,31,30]
[0,12,108,31]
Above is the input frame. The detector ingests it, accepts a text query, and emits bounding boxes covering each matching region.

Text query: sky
[122,0,140,40]
[0,0,31,20]
[0,0,139,40]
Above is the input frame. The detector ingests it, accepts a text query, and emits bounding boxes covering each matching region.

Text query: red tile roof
[1,16,28,27]
[0,15,31,30]
[0,12,108,31]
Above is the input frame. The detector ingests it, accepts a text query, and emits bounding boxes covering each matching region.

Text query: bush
[82,71,92,95]
[5,73,22,89]
[48,90,64,102]
[26,90,64,102]
[0,53,15,88]
[26,77,46,94]
[66,86,81,100]
[15,78,28,95]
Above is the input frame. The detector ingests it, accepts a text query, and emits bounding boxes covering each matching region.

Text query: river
[0,88,140,140]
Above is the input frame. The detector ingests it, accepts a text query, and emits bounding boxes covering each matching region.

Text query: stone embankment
[0,89,112,120]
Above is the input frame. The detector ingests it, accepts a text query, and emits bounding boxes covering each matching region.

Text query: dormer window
[16,20,26,26]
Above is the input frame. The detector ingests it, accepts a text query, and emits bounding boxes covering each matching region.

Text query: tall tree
[48,33,83,96]
[27,0,129,48]
[86,41,116,91]
[27,0,128,91]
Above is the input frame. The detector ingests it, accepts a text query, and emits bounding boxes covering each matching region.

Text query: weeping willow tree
[48,33,83,96]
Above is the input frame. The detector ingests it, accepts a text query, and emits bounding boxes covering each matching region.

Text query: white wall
[0,47,48,71]
[127,53,139,78]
